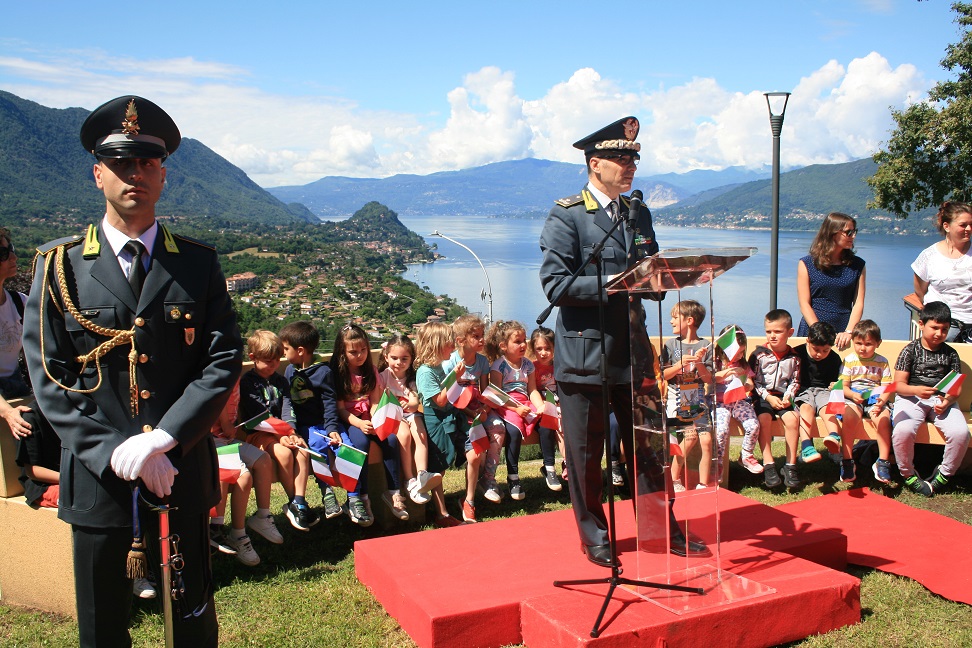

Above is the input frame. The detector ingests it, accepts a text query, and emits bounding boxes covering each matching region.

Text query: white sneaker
[382,490,410,521]
[227,533,260,566]
[479,478,502,503]
[416,470,442,494]
[133,577,156,599]
[672,479,686,493]
[246,513,284,544]
[408,479,431,504]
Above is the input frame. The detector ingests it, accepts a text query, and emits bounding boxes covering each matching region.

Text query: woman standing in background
[796,212,866,350]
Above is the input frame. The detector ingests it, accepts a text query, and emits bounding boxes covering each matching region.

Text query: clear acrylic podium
[606,247,775,614]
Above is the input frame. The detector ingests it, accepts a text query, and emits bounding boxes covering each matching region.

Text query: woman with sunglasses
[0,227,32,437]
[912,201,972,342]
[796,212,866,350]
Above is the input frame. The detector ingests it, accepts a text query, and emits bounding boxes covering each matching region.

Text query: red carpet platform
[354,490,859,648]
[778,487,972,605]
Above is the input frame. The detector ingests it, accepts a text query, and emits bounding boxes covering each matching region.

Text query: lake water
[398,214,941,342]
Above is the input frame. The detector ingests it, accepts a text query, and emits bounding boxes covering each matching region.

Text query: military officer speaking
[23,96,242,647]
[540,117,706,569]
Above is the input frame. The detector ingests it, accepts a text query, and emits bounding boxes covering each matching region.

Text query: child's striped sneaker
[904,474,933,497]
[872,458,892,484]
[928,466,950,494]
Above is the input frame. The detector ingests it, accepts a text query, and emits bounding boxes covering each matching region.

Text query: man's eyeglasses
[0,243,15,262]
[600,155,639,167]
[840,229,858,237]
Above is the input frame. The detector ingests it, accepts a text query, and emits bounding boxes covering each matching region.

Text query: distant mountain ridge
[0,90,314,227]
[267,159,757,218]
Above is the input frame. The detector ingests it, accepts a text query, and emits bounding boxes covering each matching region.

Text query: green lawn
[2,442,970,647]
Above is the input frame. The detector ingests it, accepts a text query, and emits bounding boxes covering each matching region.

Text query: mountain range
[0,89,935,234]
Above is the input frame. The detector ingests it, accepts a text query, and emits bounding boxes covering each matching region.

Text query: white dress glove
[110,428,178,481]
[139,452,179,497]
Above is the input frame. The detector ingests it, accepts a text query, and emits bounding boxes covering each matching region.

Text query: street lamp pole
[429,230,493,324]
[764,91,790,311]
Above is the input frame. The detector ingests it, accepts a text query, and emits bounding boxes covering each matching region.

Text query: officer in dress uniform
[539,117,704,567]
[22,95,242,647]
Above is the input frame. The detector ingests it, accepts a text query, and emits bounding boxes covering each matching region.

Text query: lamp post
[764,91,790,310]
[429,230,493,324]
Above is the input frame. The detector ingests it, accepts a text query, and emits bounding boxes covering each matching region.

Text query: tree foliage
[868,3,972,217]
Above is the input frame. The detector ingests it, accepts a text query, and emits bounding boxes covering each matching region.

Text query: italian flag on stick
[372,389,403,440]
[539,390,560,430]
[467,413,490,455]
[826,379,846,415]
[860,382,897,402]
[482,383,513,407]
[716,326,743,363]
[306,448,337,488]
[216,443,243,483]
[333,443,368,493]
[934,371,966,397]
[442,367,474,409]
[722,374,748,404]
[240,410,293,437]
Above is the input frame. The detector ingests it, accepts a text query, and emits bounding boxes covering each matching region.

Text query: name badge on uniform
[185,328,196,346]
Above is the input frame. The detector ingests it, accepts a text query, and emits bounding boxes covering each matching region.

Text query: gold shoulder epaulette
[555,193,583,208]
[36,234,83,256]
[159,224,181,254]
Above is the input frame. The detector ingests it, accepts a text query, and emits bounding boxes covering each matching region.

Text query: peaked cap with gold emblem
[572,116,641,157]
[80,95,181,160]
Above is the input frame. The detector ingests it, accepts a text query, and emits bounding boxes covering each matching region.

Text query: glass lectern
[606,247,775,614]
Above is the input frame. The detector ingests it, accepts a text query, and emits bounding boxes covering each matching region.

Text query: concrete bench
[0,399,76,618]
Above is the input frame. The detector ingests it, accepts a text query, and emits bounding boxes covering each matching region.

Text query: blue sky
[0,0,959,186]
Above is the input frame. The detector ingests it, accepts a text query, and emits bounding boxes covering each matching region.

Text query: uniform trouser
[73,509,217,648]
[559,381,634,548]
[892,395,971,477]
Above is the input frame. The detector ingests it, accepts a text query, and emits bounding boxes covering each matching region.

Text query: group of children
[198,313,566,568]
[662,298,971,497]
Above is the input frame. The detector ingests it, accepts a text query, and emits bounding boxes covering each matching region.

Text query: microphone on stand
[626,189,643,231]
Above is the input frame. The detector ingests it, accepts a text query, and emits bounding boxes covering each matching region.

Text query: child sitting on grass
[892,301,971,496]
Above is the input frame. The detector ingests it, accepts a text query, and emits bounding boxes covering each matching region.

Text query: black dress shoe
[669,533,709,558]
[581,543,617,568]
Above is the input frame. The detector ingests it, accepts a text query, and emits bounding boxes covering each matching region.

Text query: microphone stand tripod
[538,203,703,639]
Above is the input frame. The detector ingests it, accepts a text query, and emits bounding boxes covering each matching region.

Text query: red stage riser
[354,490,858,648]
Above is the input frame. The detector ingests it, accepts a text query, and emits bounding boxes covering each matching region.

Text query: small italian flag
[860,382,897,402]
[482,383,513,407]
[539,390,560,430]
[826,379,846,415]
[306,448,337,488]
[372,389,404,440]
[722,374,748,404]
[716,326,743,363]
[241,410,293,437]
[467,413,490,455]
[934,370,966,397]
[669,433,683,457]
[216,443,243,483]
[442,366,474,409]
[334,443,368,493]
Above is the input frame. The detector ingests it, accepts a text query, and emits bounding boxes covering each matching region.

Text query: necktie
[608,200,620,223]
[124,240,147,299]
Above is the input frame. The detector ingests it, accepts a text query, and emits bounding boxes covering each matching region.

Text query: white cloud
[0,46,931,185]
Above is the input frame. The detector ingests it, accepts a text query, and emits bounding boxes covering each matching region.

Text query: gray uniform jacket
[539,188,659,386]
[23,224,243,528]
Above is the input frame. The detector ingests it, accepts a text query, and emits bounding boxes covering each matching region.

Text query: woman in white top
[912,201,972,342]
[0,227,32,437]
